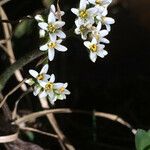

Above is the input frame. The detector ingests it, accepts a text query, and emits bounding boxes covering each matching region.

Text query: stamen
[79,10,88,19]
[48,24,56,33]
[45,82,53,91]
[37,74,44,80]
[89,44,97,52]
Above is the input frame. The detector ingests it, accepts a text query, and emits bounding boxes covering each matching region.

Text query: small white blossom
[84,38,108,62]
[96,12,115,31]
[55,83,70,100]
[71,0,96,25]
[91,22,109,43]
[40,39,67,61]
[28,64,50,84]
[38,12,66,41]
[75,20,92,40]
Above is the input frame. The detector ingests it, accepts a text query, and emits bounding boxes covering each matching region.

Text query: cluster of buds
[71,0,115,62]
[35,5,67,61]
[25,64,70,105]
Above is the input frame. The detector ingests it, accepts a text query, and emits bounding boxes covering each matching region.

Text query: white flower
[91,22,109,43]
[40,39,67,61]
[55,83,70,100]
[39,74,57,104]
[38,12,66,41]
[88,0,112,7]
[50,4,65,19]
[75,20,92,40]
[71,0,96,24]
[84,38,108,62]
[29,64,50,84]
[96,12,115,31]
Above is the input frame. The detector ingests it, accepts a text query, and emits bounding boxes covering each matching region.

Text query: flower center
[80,25,86,33]
[48,24,56,33]
[48,42,56,48]
[79,10,88,19]
[45,82,53,91]
[89,44,97,52]
[96,0,101,4]
[59,87,65,93]
[37,74,44,80]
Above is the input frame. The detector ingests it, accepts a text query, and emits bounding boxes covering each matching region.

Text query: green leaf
[135,129,150,150]
[14,19,34,38]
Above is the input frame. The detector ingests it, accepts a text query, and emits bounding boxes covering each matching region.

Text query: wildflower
[84,38,108,62]
[75,20,92,40]
[96,11,115,31]
[28,64,50,84]
[40,39,67,61]
[71,0,96,24]
[55,83,70,100]
[38,12,66,41]
[91,22,109,43]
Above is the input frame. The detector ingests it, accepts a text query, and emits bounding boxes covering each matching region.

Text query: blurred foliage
[135,129,150,150]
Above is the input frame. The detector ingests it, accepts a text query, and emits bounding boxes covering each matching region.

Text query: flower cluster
[71,0,115,62]
[25,64,70,105]
[35,5,67,61]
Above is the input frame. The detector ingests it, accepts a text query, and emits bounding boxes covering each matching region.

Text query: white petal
[56,30,66,39]
[97,22,102,31]
[84,41,91,48]
[38,22,48,30]
[87,7,97,15]
[97,49,108,58]
[49,33,56,41]
[57,39,63,43]
[50,74,55,83]
[102,8,108,16]
[29,70,38,78]
[91,38,97,44]
[44,74,51,80]
[39,29,46,38]
[25,78,34,86]
[54,83,63,89]
[90,52,97,63]
[55,21,65,28]
[49,95,57,105]
[104,17,115,25]
[33,86,41,96]
[48,12,56,23]
[39,80,47,88]
[35,15,44,21]
[40,44,48,51]
[64,89,70,95]
[39,91,47,98]
[48,48,55,61]
[101,38,110,44]
[40,64,49,74]
[100,30,108,37]
[106,24,111,32]
[50,4,56,13]
[71,8,79,16]
[55,44,67,52]
[80,0,87,10]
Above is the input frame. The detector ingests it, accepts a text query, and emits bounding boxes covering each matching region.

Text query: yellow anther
[59,87,65,93]
[89,44,97,52]
[79,10,88,19]
[37,74,44,80]
[45,82,53,91]
[80,25,86,33]
[48,24,56,33]
[96,0,101,4]
[48,42,56,48]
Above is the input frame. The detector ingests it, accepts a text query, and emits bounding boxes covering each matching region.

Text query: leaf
[14,19,34,38]
[135,129,150,150]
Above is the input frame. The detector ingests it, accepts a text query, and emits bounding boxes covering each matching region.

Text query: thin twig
[39,98,74,150]
[20,126,58,139]
[0,79,27,108]
[0,0,11,6]
[14,108,137,135]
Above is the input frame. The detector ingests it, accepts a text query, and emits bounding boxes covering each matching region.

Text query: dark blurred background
[0,0,150,149]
